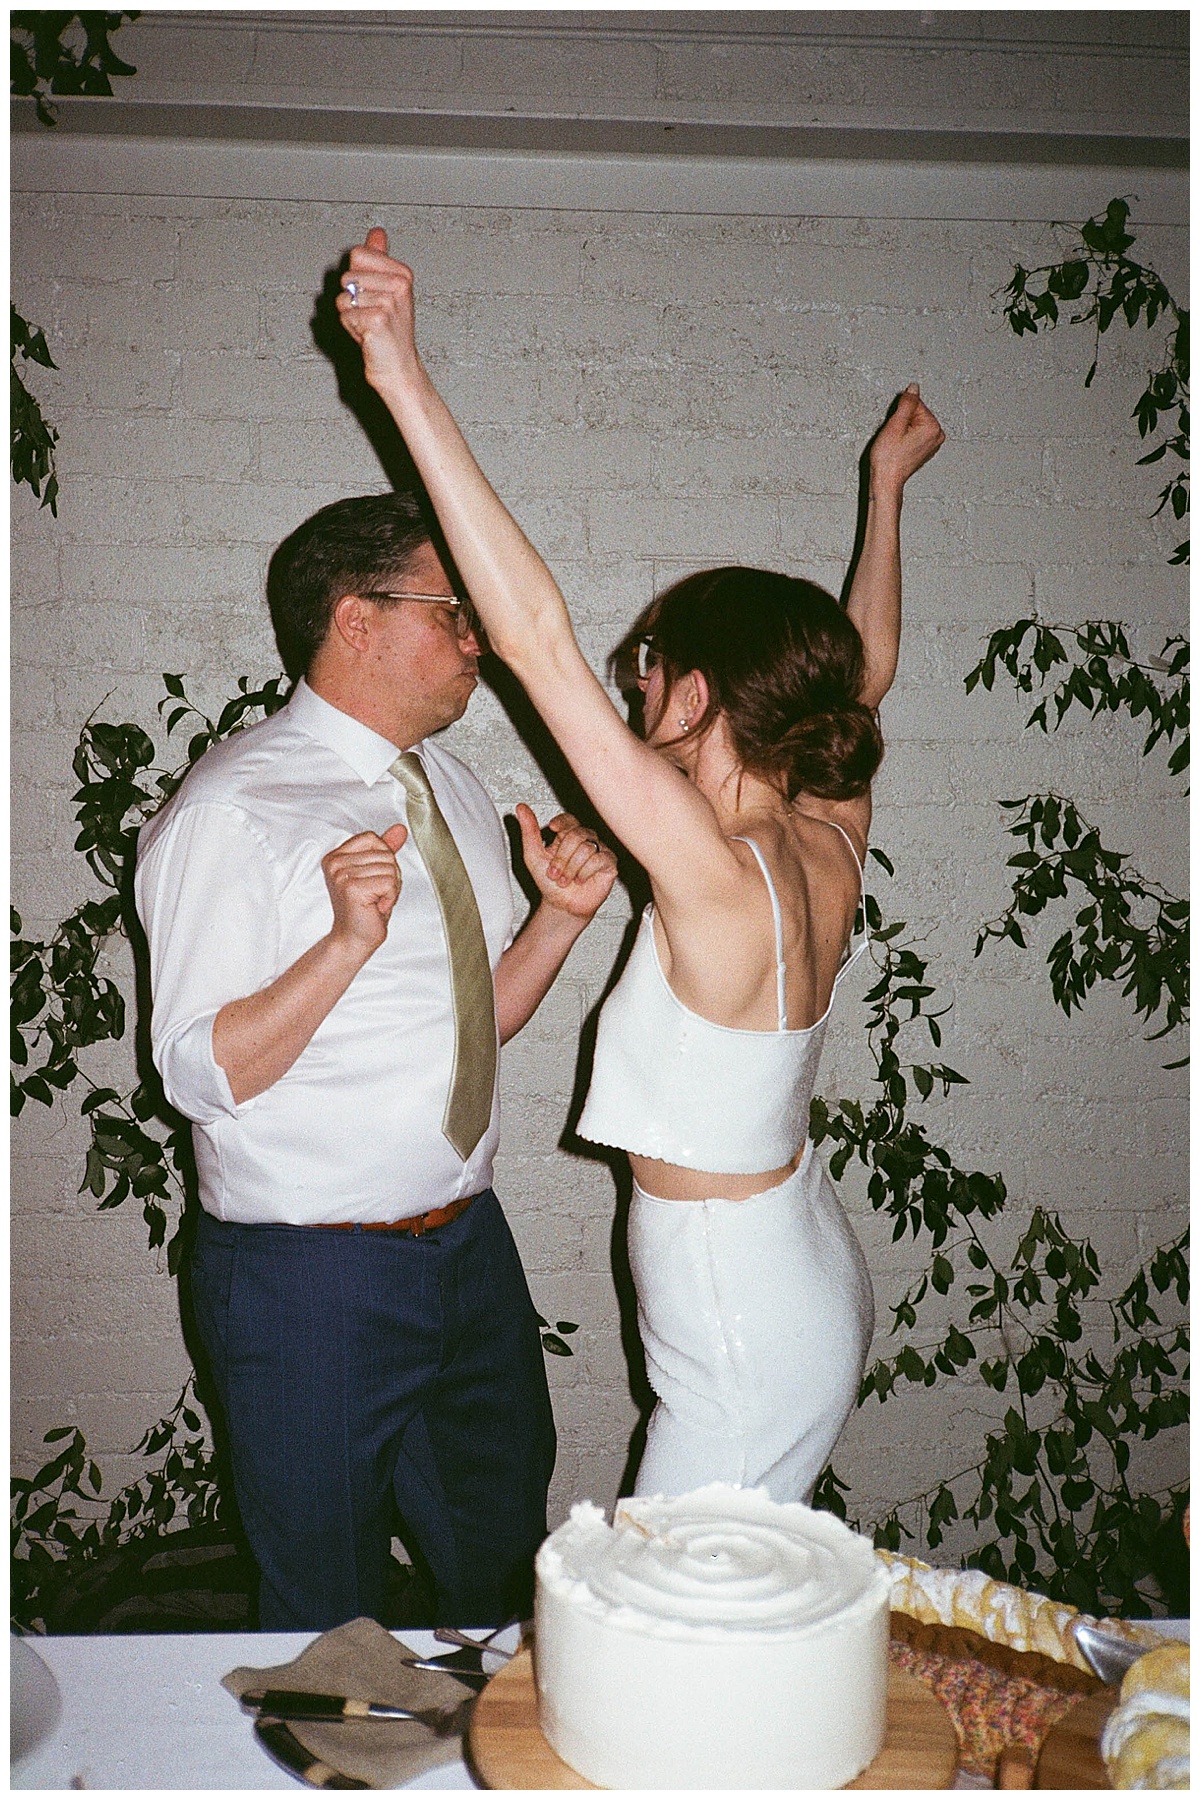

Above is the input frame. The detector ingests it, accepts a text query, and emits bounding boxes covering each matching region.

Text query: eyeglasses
[360,590,482,641]
[632,634,662,681]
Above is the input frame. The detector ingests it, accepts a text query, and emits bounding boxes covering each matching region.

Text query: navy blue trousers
[190,1191,556,1630]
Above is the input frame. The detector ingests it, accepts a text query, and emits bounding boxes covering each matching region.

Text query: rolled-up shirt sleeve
[134,803,282,1124]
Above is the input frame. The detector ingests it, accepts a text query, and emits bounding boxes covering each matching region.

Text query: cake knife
[242,1688,473,1731]
[253,1719,371,1790]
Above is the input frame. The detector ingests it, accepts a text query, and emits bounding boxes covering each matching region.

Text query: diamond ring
[346,280,358,307]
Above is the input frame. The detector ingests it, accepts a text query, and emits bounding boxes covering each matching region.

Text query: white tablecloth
[11,1628,496,1791]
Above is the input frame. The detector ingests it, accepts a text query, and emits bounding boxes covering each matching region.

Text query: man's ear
[331,592,373,655]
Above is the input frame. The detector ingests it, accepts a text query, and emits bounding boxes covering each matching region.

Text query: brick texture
[11,152,1187,1556]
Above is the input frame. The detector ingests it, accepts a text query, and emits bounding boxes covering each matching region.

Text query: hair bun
[640,565,886,799]
[771,702,883,800]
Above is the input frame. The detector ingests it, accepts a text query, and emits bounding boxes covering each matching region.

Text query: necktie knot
[390,751,433,809]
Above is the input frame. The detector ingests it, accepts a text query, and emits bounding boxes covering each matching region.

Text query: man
[135,489,617,1629]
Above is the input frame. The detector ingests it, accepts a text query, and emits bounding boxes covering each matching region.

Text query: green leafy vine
[967,618,1188,776]
[11,307,60,513]
[11,16,140,510]
[11,675,288,1271]
[12,1378,228,1633]
[1002,196,1189,563]
[813,861,1189,1616]
[977,794,1187,1053]
[964,620,1188,1061]
[11,11,138,128]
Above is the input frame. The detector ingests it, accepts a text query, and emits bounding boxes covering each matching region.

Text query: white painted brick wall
[11,137,1186,1559]
[95,11,1188,139]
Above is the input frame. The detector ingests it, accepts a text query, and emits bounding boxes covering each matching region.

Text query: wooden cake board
[469,1648,959,1789]
[1034,1691,1114,1789]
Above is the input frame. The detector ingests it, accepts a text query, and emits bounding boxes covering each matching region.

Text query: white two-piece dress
[577,828,875,1504]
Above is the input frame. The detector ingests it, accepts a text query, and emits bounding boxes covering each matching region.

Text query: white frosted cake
[534,1482,890,1789]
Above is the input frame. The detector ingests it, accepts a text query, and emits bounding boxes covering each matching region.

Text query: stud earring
[678,717,690,733]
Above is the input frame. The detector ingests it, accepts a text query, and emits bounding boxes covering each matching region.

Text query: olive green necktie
[390,752,497,1162]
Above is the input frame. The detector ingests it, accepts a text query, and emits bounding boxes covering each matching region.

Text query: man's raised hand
[869,384,945,496]
[322,824,408,960]
[336,226,422,396]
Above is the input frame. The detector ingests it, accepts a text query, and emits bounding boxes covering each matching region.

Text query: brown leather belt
[315,1193,478,1238]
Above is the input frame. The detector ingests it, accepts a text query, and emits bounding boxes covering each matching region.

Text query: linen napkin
[223,1615,472,1788]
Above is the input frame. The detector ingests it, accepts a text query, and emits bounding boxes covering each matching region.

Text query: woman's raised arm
[844,385,945,711]
[336,228,735,903]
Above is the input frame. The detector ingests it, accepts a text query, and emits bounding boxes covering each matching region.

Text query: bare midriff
[629,1142,806,1202]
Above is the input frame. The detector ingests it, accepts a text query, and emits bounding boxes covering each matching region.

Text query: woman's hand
[869,384,945,499]
[336,226,422,397]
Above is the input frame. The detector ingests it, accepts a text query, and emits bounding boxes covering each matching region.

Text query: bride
[338,228,944,1503]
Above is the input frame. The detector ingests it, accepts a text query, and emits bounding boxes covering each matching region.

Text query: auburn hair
[627,566,883,801]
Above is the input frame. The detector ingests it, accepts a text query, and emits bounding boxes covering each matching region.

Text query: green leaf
[1061,1477,1095,1510]
[1048,260,1089,301]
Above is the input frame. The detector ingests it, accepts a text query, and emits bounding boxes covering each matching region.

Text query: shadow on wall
[490,661,656,1486]
[310,256,421,494]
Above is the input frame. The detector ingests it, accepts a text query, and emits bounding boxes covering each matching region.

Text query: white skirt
[628,1140,874,1504]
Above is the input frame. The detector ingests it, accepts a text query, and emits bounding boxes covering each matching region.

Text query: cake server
[403,1624,517,1684]
[432,1622,518,1651]
[1071,1621,1148,1686]
[400,1647,497,1688]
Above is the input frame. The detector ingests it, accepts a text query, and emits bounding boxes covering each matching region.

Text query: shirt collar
[288,679,422,787]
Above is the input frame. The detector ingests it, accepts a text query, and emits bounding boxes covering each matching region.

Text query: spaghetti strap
[824,821,870,963]
[733,837,788,1030]
[825,819,866,883]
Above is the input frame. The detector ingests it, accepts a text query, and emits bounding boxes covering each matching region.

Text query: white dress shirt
[134,680,514,1224]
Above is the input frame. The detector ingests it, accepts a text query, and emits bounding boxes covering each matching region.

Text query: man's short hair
[267,491,434,679]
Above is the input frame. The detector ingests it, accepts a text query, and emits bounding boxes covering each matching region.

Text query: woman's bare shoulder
[789,803,867,876]
[778,810,864,956]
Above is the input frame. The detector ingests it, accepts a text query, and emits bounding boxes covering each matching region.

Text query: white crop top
[576,829,868,1175]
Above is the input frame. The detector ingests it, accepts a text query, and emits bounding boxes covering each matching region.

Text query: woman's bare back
[632,806,864,1201]
[650,806,864,1036]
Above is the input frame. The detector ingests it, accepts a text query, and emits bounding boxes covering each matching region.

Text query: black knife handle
[253,1718,371,1789]
[245,1688,354,1720]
